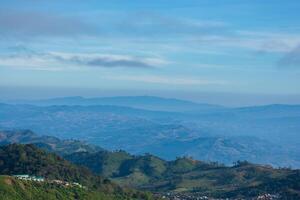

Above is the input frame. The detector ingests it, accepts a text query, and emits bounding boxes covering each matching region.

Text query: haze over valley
[1,0,300,199]
[1,96,300,168]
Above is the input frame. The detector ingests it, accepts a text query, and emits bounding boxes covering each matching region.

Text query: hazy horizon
[1,0,300,106]
[1,86,300,107]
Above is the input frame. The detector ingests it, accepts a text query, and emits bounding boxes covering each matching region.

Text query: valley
[1,97,300,167]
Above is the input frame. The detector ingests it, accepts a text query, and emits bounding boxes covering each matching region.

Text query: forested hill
[0,144,154,200]
[66,151,300,199]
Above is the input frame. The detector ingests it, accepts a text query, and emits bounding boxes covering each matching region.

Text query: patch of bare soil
[19,182,25,190]
[4,177,12,185]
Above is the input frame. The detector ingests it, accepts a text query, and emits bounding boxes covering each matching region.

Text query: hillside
[0,130,296,168]
[0,144,154,200]
[0,175,119,200]
[66,151,300,199]
[0,134,299,199]
[0,130,102,155]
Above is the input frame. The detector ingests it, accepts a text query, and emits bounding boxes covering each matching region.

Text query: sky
[0,0,300,106]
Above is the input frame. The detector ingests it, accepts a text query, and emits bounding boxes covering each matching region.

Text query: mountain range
[5,96,223,113]
[1,96,300,167]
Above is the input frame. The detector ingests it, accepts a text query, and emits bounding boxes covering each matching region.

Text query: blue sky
[0,0,300,105]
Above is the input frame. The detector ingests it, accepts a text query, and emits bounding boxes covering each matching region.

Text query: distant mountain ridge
[4,95,224,112]
[1,96,300,168]
[0,130,287,166]
[0,101,300,167]
[0,129,102,155]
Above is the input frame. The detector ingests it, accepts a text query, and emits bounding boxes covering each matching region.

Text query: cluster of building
[13,175,44,182]
[49,179,86,189]
[13,174,86,189]
[159,192,215,200]
[158,192,281,200]
[257,194,280,200]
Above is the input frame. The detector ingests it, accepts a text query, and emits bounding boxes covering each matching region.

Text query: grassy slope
[0,175,125,200]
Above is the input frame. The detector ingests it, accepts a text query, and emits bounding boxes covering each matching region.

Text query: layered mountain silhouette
[0,130,299,199]
[0,98,299,167]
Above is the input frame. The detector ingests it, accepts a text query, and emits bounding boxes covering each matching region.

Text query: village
[13,174,86,189]
[157,192,281,200]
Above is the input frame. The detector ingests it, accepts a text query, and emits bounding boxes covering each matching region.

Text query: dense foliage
[66,151,300,199]
[0,175,156,200]
[0,144,154,200]
[0,175,115,200]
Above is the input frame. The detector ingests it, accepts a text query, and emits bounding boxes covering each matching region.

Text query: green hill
[0,175,116,200]
[0,130,102,155]
[0,144,154,200]
[66,151,300,199]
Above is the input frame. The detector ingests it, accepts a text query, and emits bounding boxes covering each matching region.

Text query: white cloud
[186,30,300,53]
[236,31,300,52]
[110,75,228,86]
[0,50,169,71]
